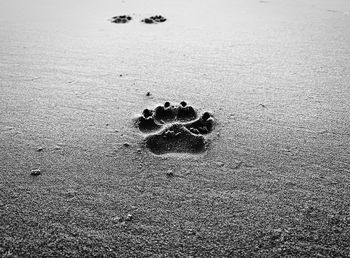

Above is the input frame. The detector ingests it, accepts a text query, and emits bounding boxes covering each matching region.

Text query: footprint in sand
[141,15,167,24]
[135,101,215,155]
[110,15,167,24]
[111,15,132,24]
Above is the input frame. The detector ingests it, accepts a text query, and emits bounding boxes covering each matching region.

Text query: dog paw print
[110,15,167,24]
[111,15,132,24]
[141,15,167,24]
[135,101,214,155]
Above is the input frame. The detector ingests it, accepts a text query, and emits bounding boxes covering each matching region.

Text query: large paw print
[135,101,214,155]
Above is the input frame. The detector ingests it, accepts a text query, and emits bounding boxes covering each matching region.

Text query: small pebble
[166,170,174,177]
[233,161,243,169]
[123,142,130,147]
[125,214,133,221]
[31,169,41,176]
[65,190,77,198]
[113,216,124,223]
[187,229,196,235]
[36,147,44,152]
[146,92,151,96]
[216,162,225,167]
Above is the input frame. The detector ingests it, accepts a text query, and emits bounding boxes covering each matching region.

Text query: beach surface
[1,0,350,256]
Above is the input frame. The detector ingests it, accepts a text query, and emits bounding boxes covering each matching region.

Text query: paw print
[135,101,214,155]
[110,15,167,24]
[111,15,132,24]
[141,15,167,24]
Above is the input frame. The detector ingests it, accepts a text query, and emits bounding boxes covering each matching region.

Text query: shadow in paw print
[135,101,215,155]
[184,112,214,135]
[111,15,132,24]
[142,15,167,24]
[146,124,206,155]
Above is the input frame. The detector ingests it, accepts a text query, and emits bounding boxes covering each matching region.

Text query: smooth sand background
[1,0,350,256]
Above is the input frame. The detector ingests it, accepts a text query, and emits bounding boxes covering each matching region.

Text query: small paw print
[111,15,132,24]
[141,15,167,24]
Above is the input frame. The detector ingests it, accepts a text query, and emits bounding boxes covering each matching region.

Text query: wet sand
[1,0,350,256]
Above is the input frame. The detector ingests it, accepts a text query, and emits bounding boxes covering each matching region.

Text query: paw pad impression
[135,101,214,155]
[141,15,167,24]
[111,15,132,24]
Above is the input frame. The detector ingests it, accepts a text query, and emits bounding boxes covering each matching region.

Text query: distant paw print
[135,101,214,155]
[141,15,167,24]
[110,15,166,24]
[111,15,132,24]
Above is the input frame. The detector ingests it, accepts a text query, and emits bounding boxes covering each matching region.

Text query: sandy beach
[1,0,350,256]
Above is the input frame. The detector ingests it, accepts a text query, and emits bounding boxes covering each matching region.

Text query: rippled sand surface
[1,0,350,256]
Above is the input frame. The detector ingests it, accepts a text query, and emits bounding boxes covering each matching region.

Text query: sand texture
[1,0,350,256]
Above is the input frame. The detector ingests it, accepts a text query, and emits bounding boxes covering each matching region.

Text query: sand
[1,0,350,256]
